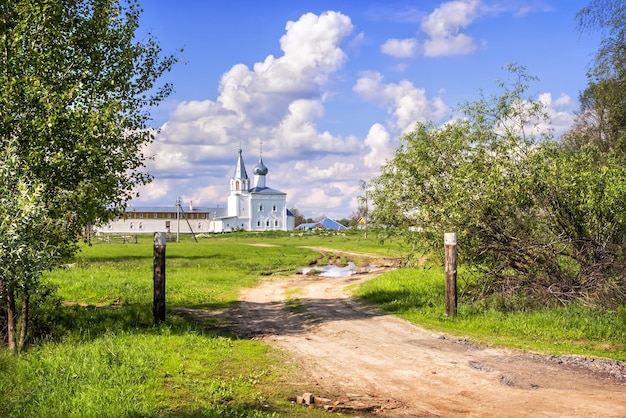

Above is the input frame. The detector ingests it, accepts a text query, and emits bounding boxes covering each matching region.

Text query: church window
[257,220,261,227]
[236,181,240,191]
[259,204,263,212]
[274,220,279,227]
[266,220,270,227]
[139,222,144,230]
[129,222,134,230]
[272,205,277,212]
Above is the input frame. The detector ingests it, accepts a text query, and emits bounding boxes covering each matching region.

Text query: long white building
[96,148,295,235]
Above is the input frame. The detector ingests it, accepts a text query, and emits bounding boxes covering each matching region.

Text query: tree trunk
[0,278,5,345]
[6,288,17,353]
[18,293,29,351]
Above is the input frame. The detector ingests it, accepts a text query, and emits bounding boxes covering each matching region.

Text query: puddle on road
[297,262,378,278]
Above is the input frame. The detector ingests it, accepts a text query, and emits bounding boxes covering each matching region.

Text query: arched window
[257,220,261,227]
[266,220,270,227]
[272,205,277,212]
[259,204,263,212]
[274,219,279,227]
[129,222,134,230]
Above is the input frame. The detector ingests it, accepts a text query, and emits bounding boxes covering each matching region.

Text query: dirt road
[222,248,626,417]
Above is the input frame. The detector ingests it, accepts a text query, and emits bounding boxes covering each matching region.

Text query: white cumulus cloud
[538,92,577,138]
[381,38,419,58]
[421,0,480,56]
[353,71,448,132]
[363,123,394,169]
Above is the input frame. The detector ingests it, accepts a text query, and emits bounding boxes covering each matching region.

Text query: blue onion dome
[253,159,268,175]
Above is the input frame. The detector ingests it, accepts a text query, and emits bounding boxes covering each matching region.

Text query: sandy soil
[208,248,626,417]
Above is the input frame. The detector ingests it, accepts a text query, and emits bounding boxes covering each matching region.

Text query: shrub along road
[216,249,626,417]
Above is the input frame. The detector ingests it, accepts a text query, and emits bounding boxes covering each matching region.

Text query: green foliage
[0,0,178,350]
[619,305,626,327]
[1,0,177,239]
[370,64,626,308]
[0,147,64,349]
[569,1,626,155]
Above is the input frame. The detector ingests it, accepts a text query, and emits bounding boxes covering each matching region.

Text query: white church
[95,148,295,235]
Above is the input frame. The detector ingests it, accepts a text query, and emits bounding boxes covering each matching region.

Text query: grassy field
[0,231,400,418]
[1,230,625,417]
[356,267,626,360]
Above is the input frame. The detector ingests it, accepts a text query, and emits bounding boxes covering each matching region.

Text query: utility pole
[359,180,369,239]
[176,196,180,243]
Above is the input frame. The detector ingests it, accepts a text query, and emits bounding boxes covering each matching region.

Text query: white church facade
[95,149,295,235]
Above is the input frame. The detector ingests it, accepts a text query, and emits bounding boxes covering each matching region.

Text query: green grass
[51,234,321,308]
[356,267,626,360]
[0,326,323,417]
[2,230,625,417]
[2,233,363,417]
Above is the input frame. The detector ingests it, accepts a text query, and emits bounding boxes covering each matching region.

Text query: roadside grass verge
[0,325,327,417]
[356,267,626,361]
[1,234,357,417]
[3,230,625,417]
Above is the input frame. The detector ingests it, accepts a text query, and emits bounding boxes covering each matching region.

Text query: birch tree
[0,0,177,351]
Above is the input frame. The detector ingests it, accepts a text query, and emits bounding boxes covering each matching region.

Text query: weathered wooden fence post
[444,232,457,317]
[153,232,166,324]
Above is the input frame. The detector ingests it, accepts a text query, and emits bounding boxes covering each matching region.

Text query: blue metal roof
[296,218,347,230]
[248,186,286,195]
[296,222,317,230]
[319,218,347,230]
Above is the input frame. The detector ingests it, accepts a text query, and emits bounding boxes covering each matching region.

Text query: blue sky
[132,0,600,220]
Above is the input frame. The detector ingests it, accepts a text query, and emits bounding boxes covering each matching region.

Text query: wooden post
[153,232,166,324]
[444,232,457,317]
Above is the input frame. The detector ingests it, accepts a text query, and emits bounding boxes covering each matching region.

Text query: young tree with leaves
[0,147,63,351]
[370,64,626,308]
[565,0,626,154]
[0,0,177,351]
